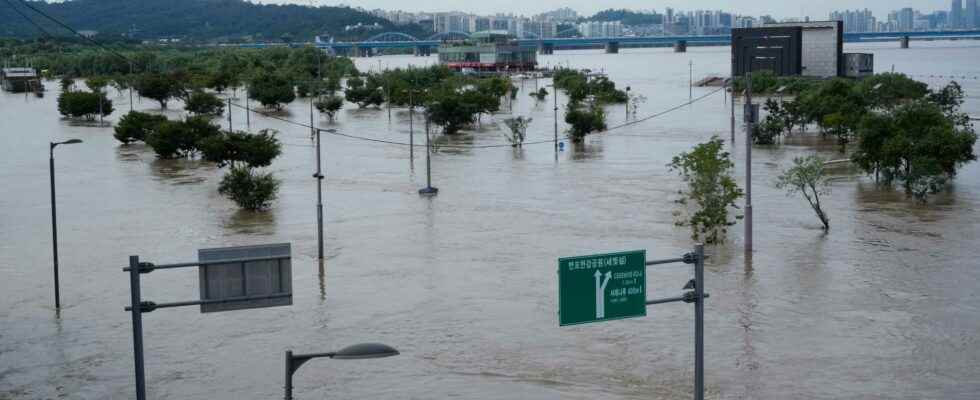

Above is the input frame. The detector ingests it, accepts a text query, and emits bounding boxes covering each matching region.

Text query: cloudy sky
[264,1,951,20]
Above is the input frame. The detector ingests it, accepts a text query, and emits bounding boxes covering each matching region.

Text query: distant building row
[951,0,980,29]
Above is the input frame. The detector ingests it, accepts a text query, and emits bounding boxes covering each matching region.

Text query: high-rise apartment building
[966,0,978,28]
[897,8,915,30]
[952,0,963,28]
[830,9,875,32]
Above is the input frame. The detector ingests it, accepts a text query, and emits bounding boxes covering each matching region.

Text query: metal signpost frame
[124,245,293,400]
[558,245,708,400]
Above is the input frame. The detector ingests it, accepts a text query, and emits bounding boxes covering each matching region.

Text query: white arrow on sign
[594,270,612,319]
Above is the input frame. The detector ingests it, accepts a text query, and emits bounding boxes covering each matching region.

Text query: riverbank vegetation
[552,69,628,142]
[112,110,282,210]
[745,73,976,201]
[669,137,744,244]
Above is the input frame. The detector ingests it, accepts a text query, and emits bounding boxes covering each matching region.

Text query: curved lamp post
[284,343,399,400]
[50,138,82,310]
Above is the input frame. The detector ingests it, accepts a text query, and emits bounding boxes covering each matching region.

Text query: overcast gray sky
[264,1,951,20]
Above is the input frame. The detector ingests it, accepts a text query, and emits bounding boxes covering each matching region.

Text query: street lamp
[284,343,399,400]
[50,138,82,310]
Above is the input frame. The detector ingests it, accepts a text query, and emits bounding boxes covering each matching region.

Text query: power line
[2,0,56,39]
[230,87,724,150]
[605,87,727,132]
[12,0,133,64]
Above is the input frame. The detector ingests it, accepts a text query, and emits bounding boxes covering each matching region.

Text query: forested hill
[586,9,663,26]
[0,0,432,42]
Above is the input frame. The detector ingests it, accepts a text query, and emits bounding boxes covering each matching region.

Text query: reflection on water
[150,158,210,185]
[1,42,980,399]
[224,208,277,235]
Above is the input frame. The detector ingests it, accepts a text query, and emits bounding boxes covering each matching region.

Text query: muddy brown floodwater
[2,41,980,399]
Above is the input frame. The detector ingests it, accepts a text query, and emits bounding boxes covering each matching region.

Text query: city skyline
[260,0,954,21]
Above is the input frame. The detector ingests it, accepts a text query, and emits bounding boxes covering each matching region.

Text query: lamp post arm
[285,351,336,400]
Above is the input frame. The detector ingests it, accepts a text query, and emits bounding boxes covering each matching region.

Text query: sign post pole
[694,244,704,400]
[559,245,708,400]
[128,255,147,400]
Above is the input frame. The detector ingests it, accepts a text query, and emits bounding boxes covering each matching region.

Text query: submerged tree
[200,129,283,210]
[248,72,296,111]
[668,137,744,244]
[114,111,168,144]
[57,90,113,120]
[136,73,184,109]
[776,155,831,230]
[315,95,344,122]
[184,90,225,117]
[503,116,532,147]
[564,102,606,143]
[852,98,976,200]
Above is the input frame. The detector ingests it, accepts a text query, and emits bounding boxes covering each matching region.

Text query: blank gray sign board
[198,243,292,313]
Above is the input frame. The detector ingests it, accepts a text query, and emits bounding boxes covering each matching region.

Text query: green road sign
[558,250,646,326]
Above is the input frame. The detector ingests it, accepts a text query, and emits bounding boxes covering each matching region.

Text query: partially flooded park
[2,41,980,399]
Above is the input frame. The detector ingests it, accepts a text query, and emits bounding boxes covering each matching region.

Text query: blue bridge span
[238,30,980,55]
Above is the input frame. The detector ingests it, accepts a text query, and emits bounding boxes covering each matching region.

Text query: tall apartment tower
[967,0,979,28]
[952,0,963,28]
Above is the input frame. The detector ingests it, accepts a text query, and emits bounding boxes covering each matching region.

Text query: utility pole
[689,60,693,101]
[129,62,134,112]
[314,129,325,261]
[245,85,250,132]
[730,79,735,142]
[419,110,438,196]
[408,89,415,166]
[744,72,754,253]
[553,86,559,160]
[625,86,631,121]
[227,98,233,133]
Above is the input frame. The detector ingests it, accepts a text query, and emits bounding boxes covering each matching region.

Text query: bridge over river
[236,30,980,56]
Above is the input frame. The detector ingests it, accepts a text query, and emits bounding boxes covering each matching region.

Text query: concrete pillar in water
[605,41,620,54]
[674,40,688,53]
[900,36,910,49]
[538,42,554,55]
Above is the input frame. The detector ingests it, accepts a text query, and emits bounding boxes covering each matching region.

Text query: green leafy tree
[315,95,344,122]
[136,73,184,109]
[145,116,221,159]
[856,73,929,110]
[425,89,479,134]
[85,76,110,93]
[200,129,283,210]
[184,90,225,117]
[777,156,831,230]
[114,111,168,144]
[343,76,384,108]
[668,137,744,244]
[754,99,785,144]
[564,103,607,143]
[57,90,113,120]
[248,72,296,111]
[852,100,977,199]
[218,167,280,211]
[199,130,282,168]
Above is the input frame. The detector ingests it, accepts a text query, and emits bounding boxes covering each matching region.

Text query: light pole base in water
[418,187,439,196]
